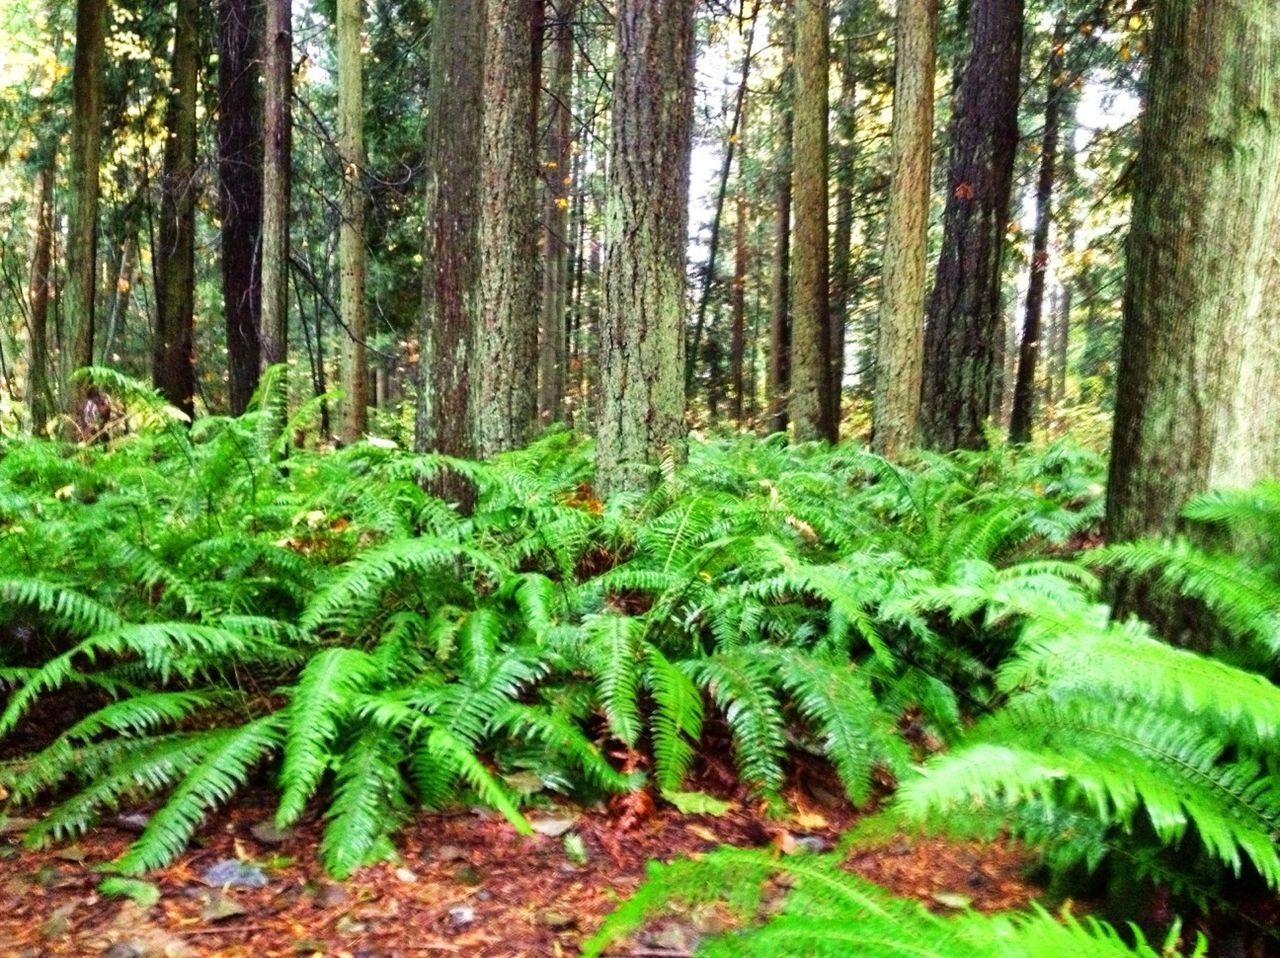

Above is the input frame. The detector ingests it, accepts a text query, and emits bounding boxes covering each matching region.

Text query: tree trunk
[829,31,856,425]
[27,160,55,432]
[65,0,106,409]
[475,0,540,456]
[1008,17,1066,445]
[920,0,1023,450]
[595,0,694,496]
[338,0,368,440]
[415,0,485,503]
[873,0,937,458]
[766,5,794,436]
[218,0,264,415]
[789,0,835,442]
[1049,91,1079,410]
[1106,0,1280,544]
[538,0,576,425]
[730,166,748,423]
[103,235,137,363]
[154,0,199,421]
[260,0,292,371]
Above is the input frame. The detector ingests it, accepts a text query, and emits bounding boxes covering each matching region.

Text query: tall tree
[27,157,55,432]
[475,0,539,456]
[415,0,485,495]
[595,0,695,496]
[920,0,1023,450]
[829,22,856,418]
[538,0,576,424]
[766,21,794,436]
[338,0,368,440]
[217,0,264,415]
[730,149,749,423]
[789,0,835,442]
[1009,17,1067,445]
[153,0,199,421]
[1106,0,1280,544]
[872,0,937,458]
[260,0,292,370]
[65,0,106,409]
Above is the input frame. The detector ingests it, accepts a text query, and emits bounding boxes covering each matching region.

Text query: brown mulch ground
[0,778,1039,958]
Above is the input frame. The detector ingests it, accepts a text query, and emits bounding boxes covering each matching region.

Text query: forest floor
[0,767,1038,958]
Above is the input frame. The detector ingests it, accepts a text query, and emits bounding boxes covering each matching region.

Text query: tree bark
[338,0,368,440]
[415,0,485,503]
[154,0,199,421]
[1106,0,1280,544]
[538,0,576,425]
[595,0,694,496]
[789,0,835,442]
[873,0,937,458]
[1048,91,1079,410]
[766,5,794,436]
[730,163,748,423]
[260,0,292,371]
[1008,17,1066,445]
[218,0,264,415]
[65,0,106,409]
[27,160,55,432]
[920,0,1022,450]
[475,0,540,456]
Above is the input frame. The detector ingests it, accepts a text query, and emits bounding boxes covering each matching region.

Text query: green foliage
[583,847,1200,958]
[2,387,1123,878]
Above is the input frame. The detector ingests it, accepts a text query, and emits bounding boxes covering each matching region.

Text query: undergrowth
[2,368,1277,952]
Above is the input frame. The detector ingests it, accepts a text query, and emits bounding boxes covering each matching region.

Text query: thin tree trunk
[730,161,748,423]
[687,1,759,392]
[475,0,540,456]
[154,0,199,421]
[260,0,292,371]
[1049,91,1079,410]
[766,8,794,436]
[920,0,1023,450]
[789,0,835,442]
[829,32,856,424]
[65,0,106,410]
[595,0,695,496]
[873,0,937,458]
[415,0,485,504]
[218,0,264,415]
[1106,0,1280,544]
[1009,17,1066,445]
[103,235,137,363]
[538,0,576,424]
[338,0,368,440]
[27,160,55,432]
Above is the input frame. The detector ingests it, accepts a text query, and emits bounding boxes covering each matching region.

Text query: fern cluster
[2,372,1118,878]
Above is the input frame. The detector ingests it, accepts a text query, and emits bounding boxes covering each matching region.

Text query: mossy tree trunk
[475,0,540,456]
[338,0,368,441]
[260,0,292,371]
[920,0,1023,450]
[217,0,263,415]
[65,0,105,411]
[1106,0,1280,544]
[789,0,835,442]
[1008,16,1066,445]
[595,0,694,497]
[153,0,199,422]
[872,0,937,458]
[537,0,576,425]
[415,0,485,504]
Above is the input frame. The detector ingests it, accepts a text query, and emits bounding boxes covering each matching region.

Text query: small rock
[335,915,368,935]
[474,890,493,902]
[393,867,417,883]
[199,889,247,922]
[115,813,151,834]
[201,858,269,889]
[529,815,576,838]
[931,892,973,911]
[249,821,293,846]
[104,943,146,958]
[434,844,468,862]
[536,909,576,930]
[791,834,829,854]
[448,904,475,927]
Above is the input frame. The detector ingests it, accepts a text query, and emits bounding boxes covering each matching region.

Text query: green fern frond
[585,615,645,746]
[320,727,407,878]
[644,646,703,792]
[685,651,787,795]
